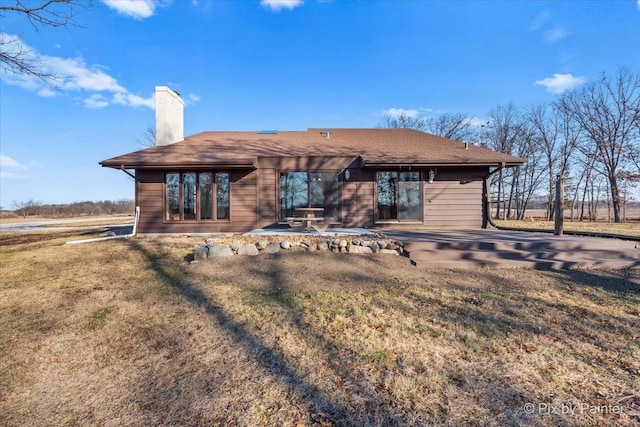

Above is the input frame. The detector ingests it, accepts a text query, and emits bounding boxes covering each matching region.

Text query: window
[376,171,422,221]
[165,172,229,221]
[279,171,340,221]
[199,173,213,220]
[166,173,180,221]
[183,172,196,220]
[216,173,230,220]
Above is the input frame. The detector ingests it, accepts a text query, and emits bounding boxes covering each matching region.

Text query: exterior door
[376,171,422,221]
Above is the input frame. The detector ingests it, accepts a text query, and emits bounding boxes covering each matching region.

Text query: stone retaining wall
[193,235,405,261]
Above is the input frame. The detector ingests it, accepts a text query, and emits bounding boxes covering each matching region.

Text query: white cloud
[530,10,569,44]
[638,0,640,11]
[112,92,155,109]
[465,117,490,128]
[544,26,568,43]
[382,108,419,118]
[0,154,27,170]
[101,0,158,19]
[187,93,200,103]
[0,33,154,109]
[0,154,37,180]
[37,87,56,97]
[83,94,110,109]
[535,73,587,94]
[261,0,304,12]
[43,56,127,93]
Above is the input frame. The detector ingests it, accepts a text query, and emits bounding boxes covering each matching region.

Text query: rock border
[192,234,406,261]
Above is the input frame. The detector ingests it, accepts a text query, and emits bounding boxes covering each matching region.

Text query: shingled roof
[100,128,525,169]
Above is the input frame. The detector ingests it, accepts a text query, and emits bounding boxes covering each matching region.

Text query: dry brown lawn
[493,219,640,237]
[0,215,133,225]
[0,231,638,426]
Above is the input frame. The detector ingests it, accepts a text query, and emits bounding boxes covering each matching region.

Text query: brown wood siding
[258,156,356,170]
[357,170,375,227]
[135,165,488,233]
[423,169,484,228]
[257,168,277,228]
[339,169,375,227]
[135,168,257,233]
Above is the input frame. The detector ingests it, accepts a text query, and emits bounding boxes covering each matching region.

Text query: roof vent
[320,130,331,139]
[464,141,469,149]
[257,130,278,134]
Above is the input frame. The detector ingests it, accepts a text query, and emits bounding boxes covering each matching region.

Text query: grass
[0,214,133,225]
[86,306,115,330]
[493,219,640,237]
[0,231,638,426]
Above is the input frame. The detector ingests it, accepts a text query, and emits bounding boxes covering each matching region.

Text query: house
[100,87,525,234]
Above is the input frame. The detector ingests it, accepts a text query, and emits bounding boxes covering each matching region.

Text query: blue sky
[1,0,639,207]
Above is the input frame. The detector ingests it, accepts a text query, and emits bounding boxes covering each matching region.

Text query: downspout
[66,206,140,245]
[482,164,504,229]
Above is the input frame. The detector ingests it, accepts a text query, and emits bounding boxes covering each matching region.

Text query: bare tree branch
[427,112,475,142]
[0,1,89,82]
[380,112,428,131]
[0,0,85,30]
[558,66,640,222]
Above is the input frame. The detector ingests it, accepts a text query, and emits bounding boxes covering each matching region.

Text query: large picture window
[279,171,340,221]
[165,172,229,221]
[376,171,422,222]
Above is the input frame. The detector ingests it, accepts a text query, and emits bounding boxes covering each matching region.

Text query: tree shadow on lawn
[243,253,416,425]
[240,253,554,426]
[361,267,640,425]
[124,240,640,425]
[126,240,357,425]
[552,268,639,295]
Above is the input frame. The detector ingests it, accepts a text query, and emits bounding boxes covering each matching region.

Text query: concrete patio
[381,229,639,269]
[243,227,639,269]
[244,227,378,237]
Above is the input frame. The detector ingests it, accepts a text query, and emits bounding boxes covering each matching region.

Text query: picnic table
[286,207,330,232]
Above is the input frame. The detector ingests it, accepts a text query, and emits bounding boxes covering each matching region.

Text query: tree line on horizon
[381,66,640,223]
[5,199,134,218]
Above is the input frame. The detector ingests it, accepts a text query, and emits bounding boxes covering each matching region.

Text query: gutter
[66,206,140,245]
[100,161,257,169]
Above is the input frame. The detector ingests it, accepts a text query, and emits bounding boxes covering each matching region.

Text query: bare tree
[486,103,531,219]
[511,125,548,220]
[380,112,428,131]
[559,67,640,222]
[427,112,475,142]
[0,0,88,81]
[11,198,43,217]
[527,103,582,220]
[138,126,156,147]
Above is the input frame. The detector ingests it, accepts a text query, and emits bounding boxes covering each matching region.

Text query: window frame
[375,170,423,223]
[278,170,341,222]
[164,171,230,222]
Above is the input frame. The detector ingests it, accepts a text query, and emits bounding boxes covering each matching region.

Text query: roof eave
[100,160,258,169]
[362,160,525,168]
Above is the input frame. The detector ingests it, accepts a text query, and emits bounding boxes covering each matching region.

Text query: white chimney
[155,86,184,146]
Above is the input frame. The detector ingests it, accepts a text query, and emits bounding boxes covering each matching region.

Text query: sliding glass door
[376,171,422,221]
[280,172,340,220]
[280,172,308,219]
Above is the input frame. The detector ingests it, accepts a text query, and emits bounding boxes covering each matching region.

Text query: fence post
[554,175,564,236]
